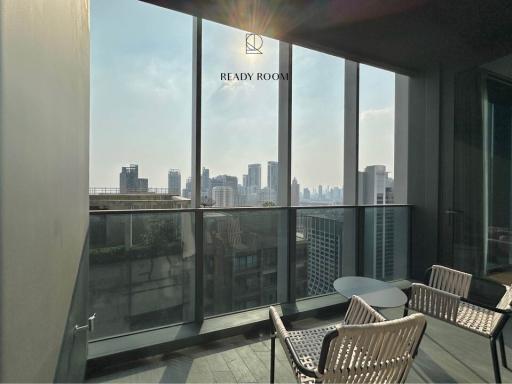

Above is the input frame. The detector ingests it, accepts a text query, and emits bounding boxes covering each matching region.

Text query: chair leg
[499,333,508,369]
[491,338,502,383]
[270,334,276,384]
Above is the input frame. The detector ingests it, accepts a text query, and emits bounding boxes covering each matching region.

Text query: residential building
[247,164,261,191]
[212,186,235,207]
[291,177,300,205]
[267,161,278,192]
[119,164,148,193]
[167,169,181,196]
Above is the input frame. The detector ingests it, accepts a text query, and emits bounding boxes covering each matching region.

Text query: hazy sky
[91,0,395,191]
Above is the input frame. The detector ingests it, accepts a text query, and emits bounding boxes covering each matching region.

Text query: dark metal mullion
[288,207,297,303]
[278,41,293,304]
[192,17,204,323]
[408,206,413,279]
[194,211,204,322]
[356,206,366,276]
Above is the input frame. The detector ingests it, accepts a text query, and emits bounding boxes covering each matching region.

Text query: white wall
[0,0,90,381]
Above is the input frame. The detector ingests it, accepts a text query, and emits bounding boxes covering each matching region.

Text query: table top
[333,276,407,308]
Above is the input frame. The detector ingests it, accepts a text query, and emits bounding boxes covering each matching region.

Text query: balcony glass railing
[89,205,410,340]
[89,211,195,339]
[203,209,288,316]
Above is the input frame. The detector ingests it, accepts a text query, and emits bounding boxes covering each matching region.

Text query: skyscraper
[248,164,261,191]
[201,167,210,193]
[212,186,234,207]
[168,169,181,196]
[359,165,402,280]
[183,177,192,198]
[302,214,343,296]
[359,165,391,205]
[291,177,300,205]
[267,161,278,192]
[303,187,311,200]
[119,164,148,193]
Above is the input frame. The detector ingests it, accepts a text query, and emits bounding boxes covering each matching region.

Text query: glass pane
[202,21,279,207]
[90,0,192,202]
[362,206,408,281]
[203,209,287,316]
[486,78,512,275]
[358,64,395,205]
[89,212,195,339]
[292,46,345,206]
[296,208,355,299]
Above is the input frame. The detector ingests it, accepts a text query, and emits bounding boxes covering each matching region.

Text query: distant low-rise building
[90,193,191,210]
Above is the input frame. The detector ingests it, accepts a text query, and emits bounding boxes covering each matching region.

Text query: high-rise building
[318,185,323,200]
[302,214,343,296]
[210,175,238,204]
[291,177,300,205]
[168,169,181,196]
[303,187,311,200]
[359,165,391,204]
[248,164,261,191]
[242,174,248,188]
[267,161,278,192]
[183,177,192,198]
[358,165,403,280]
[202,211,289,315]
[212,186,234,207]
[119,164,148,193]
[332,187,343,203]
[201,167,210,193]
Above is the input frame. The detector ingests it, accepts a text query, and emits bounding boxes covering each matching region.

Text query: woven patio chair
[269,295,426,384]
[404,264,512,383]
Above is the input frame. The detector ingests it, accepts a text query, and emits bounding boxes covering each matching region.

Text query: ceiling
[143,0,512,74]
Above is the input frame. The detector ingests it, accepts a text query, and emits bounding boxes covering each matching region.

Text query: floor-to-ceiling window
[202,21,279,208]
[292,46,345,206]
[89,0,195,339]
[291,46,347,298]
[89,0,409,339]
[358,64,406,281]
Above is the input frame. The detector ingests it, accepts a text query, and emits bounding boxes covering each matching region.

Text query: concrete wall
[0,1,90,381]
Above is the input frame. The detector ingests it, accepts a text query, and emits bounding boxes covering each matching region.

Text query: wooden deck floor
[87,308,512,383]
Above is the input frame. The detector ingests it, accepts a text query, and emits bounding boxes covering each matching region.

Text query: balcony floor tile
[87,308,512,383]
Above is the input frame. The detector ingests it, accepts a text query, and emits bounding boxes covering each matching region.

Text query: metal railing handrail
[89,204,413,215]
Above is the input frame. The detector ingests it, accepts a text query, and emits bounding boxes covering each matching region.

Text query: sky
[90,0,395,191]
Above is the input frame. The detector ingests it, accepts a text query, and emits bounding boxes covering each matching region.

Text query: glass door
[484,76,512,279]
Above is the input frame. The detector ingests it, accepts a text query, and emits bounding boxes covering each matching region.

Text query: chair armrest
[268,306,321,380]
[409,283,461,322]
[344,295,386,325]
[269,306,289,339]
[460,297,512,315]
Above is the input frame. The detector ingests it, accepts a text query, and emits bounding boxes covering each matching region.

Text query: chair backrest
[320,313,426,384]
[497,284,512,310]
[429,264,472,298]
[345,295,386,325]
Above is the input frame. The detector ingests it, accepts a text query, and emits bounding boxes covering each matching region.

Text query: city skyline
[97,161,351,196]
[92,161,395,210]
